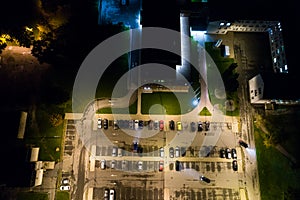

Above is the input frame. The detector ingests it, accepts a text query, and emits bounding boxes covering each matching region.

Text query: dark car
[169,120,175,130]
[239,140,249,148]
[103,118,108,129]
[181,147,186,157]
[232,160,238,171]
[148,120,154,130]
[138,120,144,129]
[133,141,138,152]
[231,148,237,159]
[197,121,203,131]
[200,175,211,183]
[190,122,196,132]
[203,121,210,131]
[220,148,226,158]
[175,160,181,171]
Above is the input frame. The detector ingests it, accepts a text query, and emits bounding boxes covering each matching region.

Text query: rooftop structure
[249,73,300,105]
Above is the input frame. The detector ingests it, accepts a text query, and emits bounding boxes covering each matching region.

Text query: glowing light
[245,148,256,158]
[25,26,33,32]
[192,98,199,106]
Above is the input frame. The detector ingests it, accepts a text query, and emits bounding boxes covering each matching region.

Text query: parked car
[133,141,138,152]
[100,160,106,170]
[169,147,174,158]
[154,120,159,130]
[109,189,115,200]
[232,160,238,171]
[134,120,139,130]
[197,121,203,131]
[148,120,154,130]
[159,120,164,131]
[203,121,210,131]
[239,140,249,148]
[118,148,123,157]
[111,160,116,169]
[159,160,164,171]
[199,146,210,157]
[190,122,196,132]
[200,175,211,183]
[122,160,127,170]
[112,146,117,157]
[220,148,226,158]
[231,148,237,159]
[169,120,175,130]
[175,160,181,171]
[225,148,232,159]
[138,161,143,170]
[177,121,182,131]
[129,120,134,129]
[138,120,144,129]
[175,146,180,158]
[160,147,164,158]
[60,185,70,191]
[97,118,102,129]
[104,188,109,200]
[181,147,186,157]
[113,120,118,130]
[61,178,69,185]
[103,118,108,129]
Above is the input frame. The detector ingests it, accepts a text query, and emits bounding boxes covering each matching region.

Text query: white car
[60,185,70,191]
[61,178,69,185]
[137,161,143,170]
[175,146,180,158]
[118,148,123,157]
[100,160,106,169]
[109,189,115,200]
[112,147,117,157]
[134,120,139,130]
[97,118,102,129]
[111,160,116,169]
[159,147,164,158]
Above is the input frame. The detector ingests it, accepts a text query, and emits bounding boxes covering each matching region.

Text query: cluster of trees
[0,0,127,68]
[222,62,239,95]
[255,112,286,147]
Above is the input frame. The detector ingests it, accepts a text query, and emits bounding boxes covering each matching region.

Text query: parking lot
[83,116,242,199]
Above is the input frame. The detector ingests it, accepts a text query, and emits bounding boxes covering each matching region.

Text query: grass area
[205,42,235,74]
[141,92,196,115]
[17,192,48,200]
[55,191,70,200]
[254,121,300,200]
[97,100,137,114]
[25,104,64,162]
[199,107,211,116]
[96,54,129,99]
[205,42,240,116]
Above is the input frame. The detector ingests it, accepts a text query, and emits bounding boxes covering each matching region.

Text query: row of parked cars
[98,159,164,172]
[104,188,115,200]
[98,118,210,132]
[220,147,238,171]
